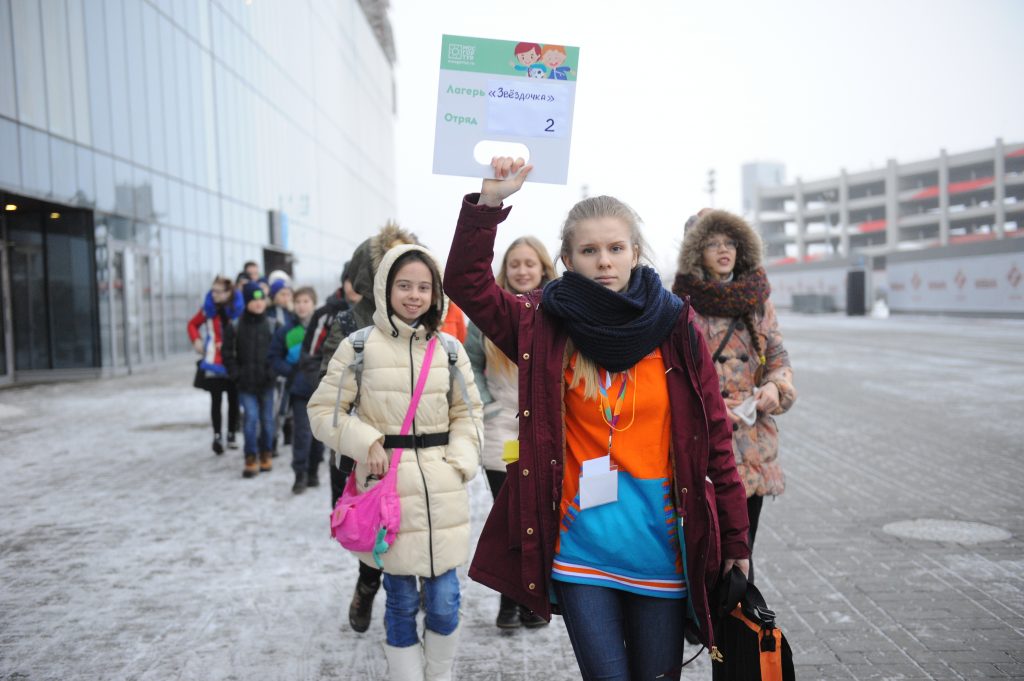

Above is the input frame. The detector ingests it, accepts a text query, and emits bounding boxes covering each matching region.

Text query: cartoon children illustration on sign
[512,42,542,73]
[541,45,572,80]
[527,63,549,79]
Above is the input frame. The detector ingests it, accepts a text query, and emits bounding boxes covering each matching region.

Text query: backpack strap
[437,331,482,457]
[332,325,374,428]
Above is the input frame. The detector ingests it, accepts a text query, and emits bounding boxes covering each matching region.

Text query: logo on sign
[1009,265,1022,288]
[954,270,966,290]
[447,43,476,65]
[912,272,921,290]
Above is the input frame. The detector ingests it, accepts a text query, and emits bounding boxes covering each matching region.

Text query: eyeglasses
[704,239,738,252]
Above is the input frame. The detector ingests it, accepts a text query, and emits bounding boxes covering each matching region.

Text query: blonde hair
[559,195,650,401]
[484,237,558,377]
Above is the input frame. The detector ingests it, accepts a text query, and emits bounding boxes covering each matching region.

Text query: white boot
[384,642,425,681]
[423,623,460,681]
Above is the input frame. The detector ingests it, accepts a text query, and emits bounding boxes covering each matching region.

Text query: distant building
[746,139,1024,317]
[750,138,1023,263]
[742,161,785,216]
[0,1,397,384]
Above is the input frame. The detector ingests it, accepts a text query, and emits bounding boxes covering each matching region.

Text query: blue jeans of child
[239,387,275,456]
[383,568,460,647]
[290,396,324,474]
[553,581,687,681]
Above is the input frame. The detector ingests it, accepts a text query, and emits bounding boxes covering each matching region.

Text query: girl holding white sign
[445,158,751,680]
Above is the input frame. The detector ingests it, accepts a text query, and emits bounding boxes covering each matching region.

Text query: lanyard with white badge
[579,367,637,509]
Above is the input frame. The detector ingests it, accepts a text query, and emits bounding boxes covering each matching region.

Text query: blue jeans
[290,397,324,474]
[553,581,687,681]
[383,569,460,647]
[239,387,275,456]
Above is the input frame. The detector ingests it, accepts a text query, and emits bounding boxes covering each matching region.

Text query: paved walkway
[1,313,1022,680]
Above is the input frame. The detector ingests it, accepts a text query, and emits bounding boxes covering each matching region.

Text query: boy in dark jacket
[270,286,324,494]
[224,282,276,478]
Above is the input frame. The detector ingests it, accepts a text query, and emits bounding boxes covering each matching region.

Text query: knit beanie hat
[269,279,290,298]
[243,281,266,303]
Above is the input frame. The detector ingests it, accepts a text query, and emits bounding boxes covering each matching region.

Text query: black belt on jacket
[382,432,450,449]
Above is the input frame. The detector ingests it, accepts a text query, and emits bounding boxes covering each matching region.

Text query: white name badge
[579,454,618,509]
[432,35,580,185]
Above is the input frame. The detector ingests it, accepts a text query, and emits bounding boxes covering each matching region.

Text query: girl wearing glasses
[673,211,797,583]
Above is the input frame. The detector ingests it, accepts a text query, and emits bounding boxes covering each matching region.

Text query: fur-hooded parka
[674,210,796,498]
[308,244,484,577]
[678,210,764,279]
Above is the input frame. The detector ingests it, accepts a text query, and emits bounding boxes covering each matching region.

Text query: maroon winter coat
[444,195,750,648]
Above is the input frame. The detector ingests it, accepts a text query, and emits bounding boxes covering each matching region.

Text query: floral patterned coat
[693,300,795,497]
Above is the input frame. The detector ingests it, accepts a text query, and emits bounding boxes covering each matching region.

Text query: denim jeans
[383,568,460,647]
[289,397,324,474]
[238,387,275,455]
[553,581,687,681]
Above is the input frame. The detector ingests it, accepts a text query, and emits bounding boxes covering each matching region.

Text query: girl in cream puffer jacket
[308,243,483,679]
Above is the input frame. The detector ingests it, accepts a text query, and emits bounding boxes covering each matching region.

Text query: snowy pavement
[2,313,1023,680]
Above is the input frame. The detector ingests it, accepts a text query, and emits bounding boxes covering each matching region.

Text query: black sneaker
[306,469,320,488]
[496,596,520,629]
[226,432,239,449]
[519,606,548,629]
[212,434,224,455]
[348,578,380,633]
[292,471,307,495]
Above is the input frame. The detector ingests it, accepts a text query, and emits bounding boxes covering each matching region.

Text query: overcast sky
[388,0,1024,275]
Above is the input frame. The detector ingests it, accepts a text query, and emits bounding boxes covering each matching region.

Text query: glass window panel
[74,144,94,207]
[94,152,115,212]
[141,3,165,173]
[133,165,153,222]
[65,0,91,145]
[175,28,195,184]
[113,159,134,217]
[49,135,76,202]
[104,0,131,160]
[188,43,206,188]
[82,0,112,152]
[46,210,98,368]
[0,0,17,119]
[167,178,183,227]
[159,15,181,178]
[150,173,167,223]
[123,0,148,168]
[40,0,73,138]
[10,0,46,128]
[195,0,209,48]
[19,127,51,196]
[0,116,21,188]
[199,50,216,191]
[181,183,196,231]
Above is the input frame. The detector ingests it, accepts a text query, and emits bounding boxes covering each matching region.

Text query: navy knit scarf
[542,266,682,372]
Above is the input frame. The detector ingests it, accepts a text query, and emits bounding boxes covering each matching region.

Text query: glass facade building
[0,0,396,384]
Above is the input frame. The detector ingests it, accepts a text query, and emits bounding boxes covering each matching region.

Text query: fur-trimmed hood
[350,221,419,301]
[678,210,763,278]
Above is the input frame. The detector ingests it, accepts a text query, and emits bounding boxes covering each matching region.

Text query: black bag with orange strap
[711,567,795,681]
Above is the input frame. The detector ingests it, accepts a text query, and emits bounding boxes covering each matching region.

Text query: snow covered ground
[2,312,1022,680]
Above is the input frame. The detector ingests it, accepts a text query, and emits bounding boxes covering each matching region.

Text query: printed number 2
[545,119,555,132]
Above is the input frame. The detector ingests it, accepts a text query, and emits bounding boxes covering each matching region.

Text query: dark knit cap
[243,281,266,303]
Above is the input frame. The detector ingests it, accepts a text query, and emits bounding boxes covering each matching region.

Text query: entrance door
[8,213,49,371]
[0,194,99,380]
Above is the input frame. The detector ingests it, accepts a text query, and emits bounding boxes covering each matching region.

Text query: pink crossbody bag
[329,336,437,567]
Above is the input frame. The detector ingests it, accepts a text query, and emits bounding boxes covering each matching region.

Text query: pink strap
[386,336,438,473]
